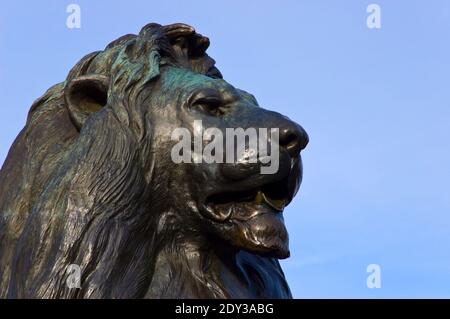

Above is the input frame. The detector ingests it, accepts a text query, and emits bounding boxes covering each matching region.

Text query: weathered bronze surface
[0,23,308,298]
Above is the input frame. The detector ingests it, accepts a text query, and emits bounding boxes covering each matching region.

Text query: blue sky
[1,1,450,298]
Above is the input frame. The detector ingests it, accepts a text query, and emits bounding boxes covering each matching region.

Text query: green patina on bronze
[0,23,308,298]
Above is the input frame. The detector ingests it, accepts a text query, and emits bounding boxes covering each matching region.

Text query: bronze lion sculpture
[0,23,308,298]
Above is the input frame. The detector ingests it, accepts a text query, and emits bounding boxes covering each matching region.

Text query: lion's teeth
[261,192,285,211]
[205,203,216,216]
[204,203,232,222]
[226,204,234,219]
[254,190,285,211]
[255,191,264,204]
[214,203,232,221]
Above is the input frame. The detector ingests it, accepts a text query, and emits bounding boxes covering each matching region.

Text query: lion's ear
[65,74,109,129]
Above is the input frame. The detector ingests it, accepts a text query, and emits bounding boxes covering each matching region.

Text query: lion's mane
[0,23,224,298]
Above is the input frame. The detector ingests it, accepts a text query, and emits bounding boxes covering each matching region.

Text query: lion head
[0,23,308,298]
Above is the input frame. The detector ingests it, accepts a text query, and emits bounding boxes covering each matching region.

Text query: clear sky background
[1,0,450,298]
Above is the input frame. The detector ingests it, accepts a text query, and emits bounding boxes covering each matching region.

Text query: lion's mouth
[199,159,301,258]
[204,177,291,222]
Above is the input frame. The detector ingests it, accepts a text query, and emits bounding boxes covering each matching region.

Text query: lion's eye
[191,95,226,116]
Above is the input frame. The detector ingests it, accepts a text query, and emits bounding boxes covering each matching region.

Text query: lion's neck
[145,234,292,299]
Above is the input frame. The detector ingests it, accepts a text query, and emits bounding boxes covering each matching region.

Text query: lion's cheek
[232,213,290,259]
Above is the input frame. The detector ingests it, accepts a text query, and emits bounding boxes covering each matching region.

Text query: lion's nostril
[284,133,297,147]
[279,125,308,157]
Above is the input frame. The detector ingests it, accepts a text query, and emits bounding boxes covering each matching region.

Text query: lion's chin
[200,185,292,259]
[238,211,290,259]
[202,200,290,259]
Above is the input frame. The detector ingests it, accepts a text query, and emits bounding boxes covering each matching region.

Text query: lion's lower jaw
[145,243,292,299]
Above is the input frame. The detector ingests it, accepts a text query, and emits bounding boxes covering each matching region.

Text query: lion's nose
[278,122,309,157]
